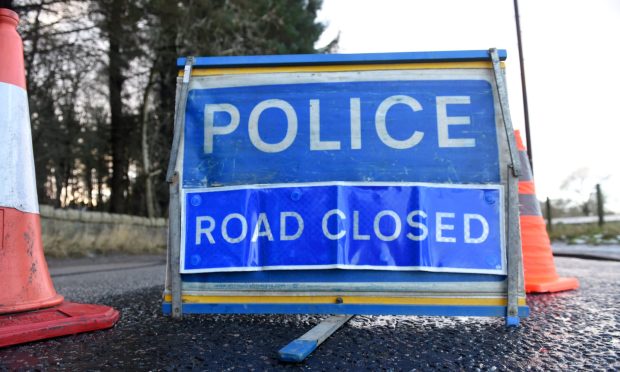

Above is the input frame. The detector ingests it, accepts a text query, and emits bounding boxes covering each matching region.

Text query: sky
[315,0,620,212]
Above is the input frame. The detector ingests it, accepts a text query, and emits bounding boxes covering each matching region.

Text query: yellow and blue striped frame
[165,49,527,319]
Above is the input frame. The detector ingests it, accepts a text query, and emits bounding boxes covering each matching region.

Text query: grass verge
[548,221,620,245]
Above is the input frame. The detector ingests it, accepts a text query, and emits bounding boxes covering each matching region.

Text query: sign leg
[278,315,353,362]
[169,178,183,319]
[165,57,193,319]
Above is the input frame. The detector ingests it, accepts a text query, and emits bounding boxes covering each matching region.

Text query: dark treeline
[9,0,333,217]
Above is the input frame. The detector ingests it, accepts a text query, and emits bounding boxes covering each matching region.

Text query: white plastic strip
[0,81,39,214]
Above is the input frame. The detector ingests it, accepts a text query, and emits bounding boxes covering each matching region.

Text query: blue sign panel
[182,79,499,187]
[182,183,504,274]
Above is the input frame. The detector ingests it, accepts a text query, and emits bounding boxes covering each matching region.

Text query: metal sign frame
[164,49,528,326]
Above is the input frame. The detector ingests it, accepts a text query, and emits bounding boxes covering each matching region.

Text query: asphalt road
[1,254,619,371]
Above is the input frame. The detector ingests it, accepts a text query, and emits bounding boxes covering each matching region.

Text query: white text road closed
[182,183,505,274]
[195,209,489,245]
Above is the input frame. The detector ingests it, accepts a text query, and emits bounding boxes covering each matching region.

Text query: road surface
[1,252,619,370]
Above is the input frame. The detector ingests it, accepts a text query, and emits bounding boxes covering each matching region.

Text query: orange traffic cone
[0,8,119,347]
[515,130,579,293]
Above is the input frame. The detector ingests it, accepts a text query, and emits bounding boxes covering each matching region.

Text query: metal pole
[168,178,182,319]
[166,57,194,319]
[490,48,522,326]
[513,0,534,172]
[490,49,520,178]
[596,184,604,226]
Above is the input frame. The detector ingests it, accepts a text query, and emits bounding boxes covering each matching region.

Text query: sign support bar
[166,57,194,183]
[278,315,354,362]
[506,166,522,326]
[168,178,182,319]
[490,48,523,326]
[489,48,520,177]
[167,57,194,319]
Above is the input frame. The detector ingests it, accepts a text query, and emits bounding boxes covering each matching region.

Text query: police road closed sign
[182,183,505,274]
[179,54,507,275]
[165,51,528,320]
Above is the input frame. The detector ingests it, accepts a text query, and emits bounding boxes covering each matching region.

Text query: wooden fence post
[596,184,604,227]
[545,197,552,231]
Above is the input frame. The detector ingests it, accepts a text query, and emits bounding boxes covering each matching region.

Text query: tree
[17,0,105,208]
[141,0,328,216]
[14,0,331,215]
[91,0,145,214]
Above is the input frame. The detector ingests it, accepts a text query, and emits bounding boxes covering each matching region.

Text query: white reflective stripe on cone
[0,81,39,214]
